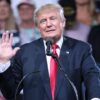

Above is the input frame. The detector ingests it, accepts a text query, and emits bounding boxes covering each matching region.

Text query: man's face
[37,9,65,41]
[18,4,34,21]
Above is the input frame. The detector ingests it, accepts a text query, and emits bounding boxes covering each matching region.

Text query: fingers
[5,31,9,42]
[9,33,13,46]
[1,32,6,43]
[13,47,20,56]
[1,31,9,43]
[1,31,13,45]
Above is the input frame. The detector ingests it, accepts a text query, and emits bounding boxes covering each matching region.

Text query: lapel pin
[66,51,69,54]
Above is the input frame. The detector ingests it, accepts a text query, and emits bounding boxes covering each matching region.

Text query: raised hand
[0,31,20,63]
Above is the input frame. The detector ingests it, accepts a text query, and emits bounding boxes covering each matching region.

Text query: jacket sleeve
[81,44,100,100]
[0,49,23,100]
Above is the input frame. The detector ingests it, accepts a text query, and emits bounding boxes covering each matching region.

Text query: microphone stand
[48,52,79,100]
[14,70,40,100]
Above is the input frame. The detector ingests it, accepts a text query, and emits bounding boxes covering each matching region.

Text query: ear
[62,19,66,28]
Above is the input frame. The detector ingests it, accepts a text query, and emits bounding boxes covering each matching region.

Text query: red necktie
[50,44,58,100]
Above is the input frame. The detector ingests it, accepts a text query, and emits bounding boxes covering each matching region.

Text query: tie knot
[51,44,59,50]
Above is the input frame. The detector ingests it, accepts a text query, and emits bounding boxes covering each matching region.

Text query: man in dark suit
[0,3,100,100]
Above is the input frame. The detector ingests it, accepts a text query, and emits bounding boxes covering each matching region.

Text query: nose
[46,19,52,27]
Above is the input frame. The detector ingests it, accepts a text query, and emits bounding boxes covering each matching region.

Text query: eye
[40,19,46,24]
[50,16,57,20]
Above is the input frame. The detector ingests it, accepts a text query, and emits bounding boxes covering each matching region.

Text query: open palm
[0,31,20,63]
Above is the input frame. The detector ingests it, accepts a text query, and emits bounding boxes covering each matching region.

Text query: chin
[45,36,60,43]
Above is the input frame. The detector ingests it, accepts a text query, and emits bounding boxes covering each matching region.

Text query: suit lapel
[55,36,74,98]
[34,39,52,100]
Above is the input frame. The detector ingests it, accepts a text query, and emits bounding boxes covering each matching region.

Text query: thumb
[12,47,20,56]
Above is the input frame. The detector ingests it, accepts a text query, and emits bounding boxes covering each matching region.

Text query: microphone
[46,38,53,56]
[15,70,40,100]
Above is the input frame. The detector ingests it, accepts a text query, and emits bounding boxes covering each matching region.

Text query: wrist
[0,59,10,64]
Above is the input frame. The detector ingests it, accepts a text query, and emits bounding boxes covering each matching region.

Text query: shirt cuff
[0,61,11,73]
[91,98,100,100]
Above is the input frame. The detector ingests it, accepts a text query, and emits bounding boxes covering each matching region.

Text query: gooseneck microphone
[45,38,79,100]
[46,38,53,56]
[15,70,40,100]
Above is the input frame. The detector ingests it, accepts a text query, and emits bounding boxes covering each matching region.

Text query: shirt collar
[43,36,63,50]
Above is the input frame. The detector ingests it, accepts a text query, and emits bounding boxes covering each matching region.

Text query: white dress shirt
[0,61,10,73]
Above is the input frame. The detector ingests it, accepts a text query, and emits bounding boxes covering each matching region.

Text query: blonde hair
[34,3,66,26]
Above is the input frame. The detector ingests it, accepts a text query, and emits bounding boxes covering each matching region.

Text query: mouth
[45,29,55,32]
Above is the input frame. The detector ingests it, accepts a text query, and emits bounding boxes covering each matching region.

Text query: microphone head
[45,37,54,56]
[46,37,54,46]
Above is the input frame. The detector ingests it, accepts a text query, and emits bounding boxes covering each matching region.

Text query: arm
[0,49,23,99]
[0,31,20,99]
[81,44,100,100]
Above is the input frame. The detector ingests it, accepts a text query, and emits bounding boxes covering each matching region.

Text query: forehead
[0,0,9,5]
[18,4,34,9]
[37,8,60,18]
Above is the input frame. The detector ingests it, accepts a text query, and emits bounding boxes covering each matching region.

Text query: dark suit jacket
[0,36,100,100]
[88,25,100,63]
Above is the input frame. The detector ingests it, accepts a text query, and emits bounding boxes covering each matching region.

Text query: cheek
[26,10,33,16]
[59,22,65,30]
[0,10,10,19]
[37,26,44,34]
[38,24,46,31]
[19,11,24,16]
[4,11,10,16]
[4,7,10,14]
